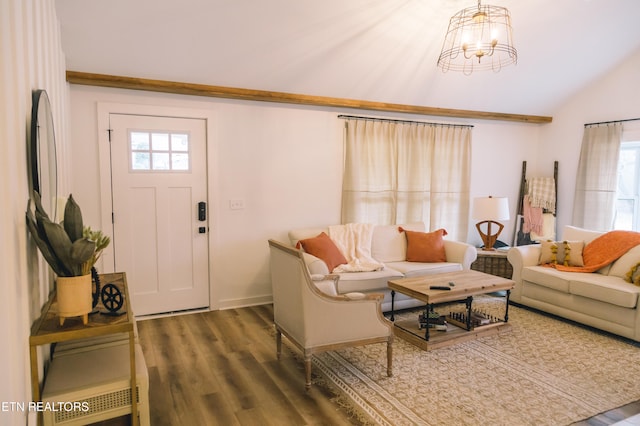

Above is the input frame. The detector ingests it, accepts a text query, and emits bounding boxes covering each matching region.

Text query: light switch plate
[229,199,245,210]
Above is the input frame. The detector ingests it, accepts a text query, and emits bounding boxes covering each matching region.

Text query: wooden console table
[29,272,138,426]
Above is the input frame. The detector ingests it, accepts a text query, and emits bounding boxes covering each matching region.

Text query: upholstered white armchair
[268,239,393,390]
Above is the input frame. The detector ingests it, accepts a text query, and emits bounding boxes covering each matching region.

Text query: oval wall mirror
[28,89,58,221]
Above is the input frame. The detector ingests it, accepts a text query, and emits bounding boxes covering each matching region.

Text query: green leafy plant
[82,226,110,275]
[26,192,110,277]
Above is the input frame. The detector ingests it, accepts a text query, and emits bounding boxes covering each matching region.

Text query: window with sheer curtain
[613,121,640,230]
[340,118,472,241]
[615,141,640,231]
[572,123,622,231]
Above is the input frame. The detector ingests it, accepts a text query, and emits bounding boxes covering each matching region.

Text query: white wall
[0,1,634,422]
[67,84,539,309]
[540,47,640,232]
[0,1,68,424]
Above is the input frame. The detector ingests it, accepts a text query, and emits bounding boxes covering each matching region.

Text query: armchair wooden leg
[276,328,282,360]
[304,355,312,390]
[387,339,393,377]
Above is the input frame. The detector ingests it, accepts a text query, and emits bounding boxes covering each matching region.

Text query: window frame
[615,141,640,231]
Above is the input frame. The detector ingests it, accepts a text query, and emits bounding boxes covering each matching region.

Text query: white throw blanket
[328,223,384,272]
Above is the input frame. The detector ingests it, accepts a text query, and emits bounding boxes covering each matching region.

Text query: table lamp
[473,196,510,250]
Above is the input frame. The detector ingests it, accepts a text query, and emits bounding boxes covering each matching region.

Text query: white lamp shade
[473,197,510,221]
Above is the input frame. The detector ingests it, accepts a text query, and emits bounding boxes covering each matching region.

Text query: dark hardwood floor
[98,304,640,425]
[136,304,364,426]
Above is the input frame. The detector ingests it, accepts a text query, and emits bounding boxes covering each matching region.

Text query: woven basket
[471,255,513,279]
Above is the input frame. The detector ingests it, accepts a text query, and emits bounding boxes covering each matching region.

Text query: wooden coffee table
[388,270,514,351]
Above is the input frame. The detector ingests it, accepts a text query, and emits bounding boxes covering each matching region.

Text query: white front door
[109,113,209,315]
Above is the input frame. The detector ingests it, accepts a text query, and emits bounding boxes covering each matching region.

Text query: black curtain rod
[584,117,640,127]
[337,114,474,128]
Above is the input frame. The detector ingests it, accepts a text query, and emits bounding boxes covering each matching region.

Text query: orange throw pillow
[296,232,347,272]
[399,227,448,263]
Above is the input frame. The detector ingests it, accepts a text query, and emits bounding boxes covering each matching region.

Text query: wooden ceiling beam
[66,71,552,124]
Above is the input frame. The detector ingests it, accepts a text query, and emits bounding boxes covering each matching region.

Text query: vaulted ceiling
[55,0,640,117]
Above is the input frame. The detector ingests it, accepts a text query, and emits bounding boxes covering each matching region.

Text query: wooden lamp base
[476,220,504,251]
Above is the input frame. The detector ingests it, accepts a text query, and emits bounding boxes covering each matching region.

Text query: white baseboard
[133,296,273,320]
[218,294,273,310]
[135,307,210,321]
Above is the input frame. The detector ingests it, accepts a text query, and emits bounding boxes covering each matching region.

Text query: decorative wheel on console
[101,283,124,313]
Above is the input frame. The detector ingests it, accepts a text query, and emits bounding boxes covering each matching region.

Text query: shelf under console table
[29,272,141,426]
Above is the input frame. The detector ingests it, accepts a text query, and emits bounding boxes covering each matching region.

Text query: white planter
[56,274,92,326]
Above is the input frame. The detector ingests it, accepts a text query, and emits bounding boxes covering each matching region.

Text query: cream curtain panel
[572,123,622,231]
[341,118,471,241]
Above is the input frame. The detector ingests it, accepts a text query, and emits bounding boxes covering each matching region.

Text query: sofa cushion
[402,228,448,262]
[569,275,639,308]
[521,266,572,293]
[296,232,347,272]
[303,253,330,275]
[335,267,404,294]
[310,274,338,296]
[371,222,424,263]
[562,225,604,244]
[523,266,640,308]
[386,261,462,278]
[539,240,585,266]
[608,245,640,279]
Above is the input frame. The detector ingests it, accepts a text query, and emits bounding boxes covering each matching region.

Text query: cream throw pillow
[539,240,585,266]
[608,245,640,278]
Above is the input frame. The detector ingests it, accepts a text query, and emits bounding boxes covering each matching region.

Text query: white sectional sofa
[508,225,640,342]
[288,222,477,312]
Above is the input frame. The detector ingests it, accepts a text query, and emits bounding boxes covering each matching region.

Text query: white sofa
[288,222,477,312]
[508,225,640,342]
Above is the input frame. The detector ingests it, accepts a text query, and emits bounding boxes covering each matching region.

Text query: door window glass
[129,130,191,172]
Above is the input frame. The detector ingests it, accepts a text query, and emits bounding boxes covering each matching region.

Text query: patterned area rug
[312,298,640,426]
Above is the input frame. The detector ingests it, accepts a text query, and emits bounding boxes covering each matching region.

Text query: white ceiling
[55,0,640,117]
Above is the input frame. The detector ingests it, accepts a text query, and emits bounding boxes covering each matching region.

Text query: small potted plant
[26,192,110,325]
